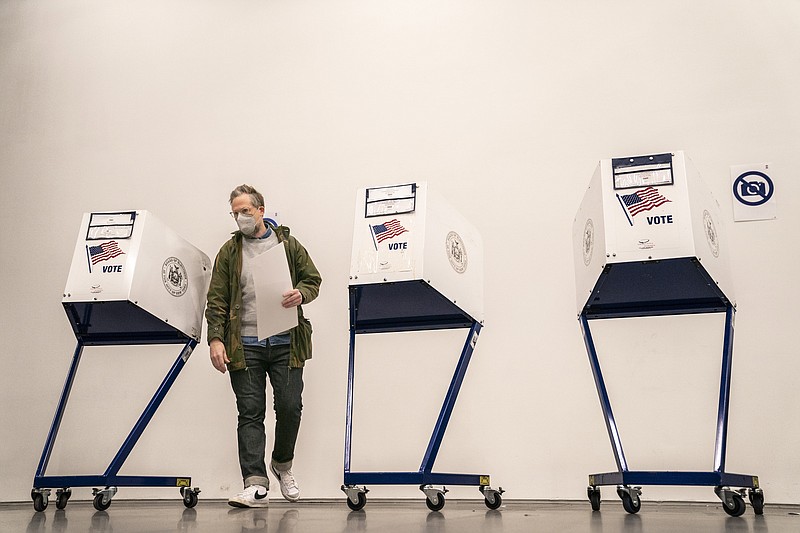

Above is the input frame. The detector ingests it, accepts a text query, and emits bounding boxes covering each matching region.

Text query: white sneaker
[228,485,269,508]
[269,463,300,502]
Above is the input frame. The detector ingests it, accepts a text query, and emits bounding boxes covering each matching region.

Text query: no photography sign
[730,163,777,222]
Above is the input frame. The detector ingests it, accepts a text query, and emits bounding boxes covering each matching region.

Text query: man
[206,184,322,508]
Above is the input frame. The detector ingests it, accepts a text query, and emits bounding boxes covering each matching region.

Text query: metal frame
[344,320,487,488]
[342,283,499,509]
[34,337,196,492]
[32,301,199,510]
[580,303,760,497]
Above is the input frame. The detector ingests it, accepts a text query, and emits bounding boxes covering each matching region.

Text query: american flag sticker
[86,240,125,272]
[617,187,671,226]
[369,219,409,249]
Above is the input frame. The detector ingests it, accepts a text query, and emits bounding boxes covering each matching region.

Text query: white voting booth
[33,210,211,513]
[572,152,762,516]
[349,182,483,326]
[342,182,502,511]
[573,151,734,316]
[62,211,210,342]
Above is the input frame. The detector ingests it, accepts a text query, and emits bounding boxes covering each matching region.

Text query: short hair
[229,184,264,209]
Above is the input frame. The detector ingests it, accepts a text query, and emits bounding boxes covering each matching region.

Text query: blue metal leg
[103,339,197,478]
[580,314,628,472]
[34,341,85,481]
[344,327,356,475]
[714,305,736,473]
[419,321,482,474]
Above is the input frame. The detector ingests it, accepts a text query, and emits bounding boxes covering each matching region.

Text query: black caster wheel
[56,489,71,510]
[484,491,502,510]
[588,487,601,511]
[346,492,367,511]
[33,492,48,512]
[426,492,445,512]
[749,490,764,515]
[93,492,112,511]
[620,492,640,514]
[722,493,746,517]
[181,488,198,508]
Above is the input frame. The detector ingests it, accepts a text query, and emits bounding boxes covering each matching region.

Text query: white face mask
[236,213,258,236]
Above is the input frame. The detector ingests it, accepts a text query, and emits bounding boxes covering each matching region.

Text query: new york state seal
[446,231,468,274]
[162,257,188,297]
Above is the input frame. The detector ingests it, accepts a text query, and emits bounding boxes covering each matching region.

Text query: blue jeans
[229,343,304,489]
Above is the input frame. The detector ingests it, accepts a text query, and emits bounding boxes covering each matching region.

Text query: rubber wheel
[56,490,71,510]
[182,490,198,508]
[33,493,48,512]
[346,492,366,511]
[749,491,764,515]
[621,493,641,514]
[426,493,445,511]
[722,494,746,517]
[484,492,502,510]
[93,493,111,511]
[588,488,601,511]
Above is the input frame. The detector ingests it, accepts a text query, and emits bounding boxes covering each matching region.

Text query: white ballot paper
[251,242,298,340]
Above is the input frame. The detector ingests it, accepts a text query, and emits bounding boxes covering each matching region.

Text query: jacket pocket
[294,316,312,363]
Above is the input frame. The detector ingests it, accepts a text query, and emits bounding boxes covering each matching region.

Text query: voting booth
[572,152,762,516]
[32,211,211,512]
[342,182,502,511]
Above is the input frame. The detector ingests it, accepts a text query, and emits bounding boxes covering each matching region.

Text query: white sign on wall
[730,163,776,222]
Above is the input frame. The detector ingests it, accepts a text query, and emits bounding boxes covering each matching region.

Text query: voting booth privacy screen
[349,182,484,326]
[572,151,734,317]
[63,210,211,342]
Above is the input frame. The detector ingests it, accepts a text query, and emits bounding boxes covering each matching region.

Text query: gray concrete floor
[4,499,800,533]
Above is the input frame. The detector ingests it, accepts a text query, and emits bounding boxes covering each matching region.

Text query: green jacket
[205,224,322,370]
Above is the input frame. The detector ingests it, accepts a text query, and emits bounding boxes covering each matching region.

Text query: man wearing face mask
[205,184,322,508]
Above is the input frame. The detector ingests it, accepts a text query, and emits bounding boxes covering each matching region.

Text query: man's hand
[209,338,230,374]
[282,289,303,308]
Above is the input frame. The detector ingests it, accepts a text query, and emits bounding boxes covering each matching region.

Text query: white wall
[1,0,798,505]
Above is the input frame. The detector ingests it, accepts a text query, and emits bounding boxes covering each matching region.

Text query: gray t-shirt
[240,228,281,337]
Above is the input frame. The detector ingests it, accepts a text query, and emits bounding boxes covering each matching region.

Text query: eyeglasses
[229,206,258,219]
